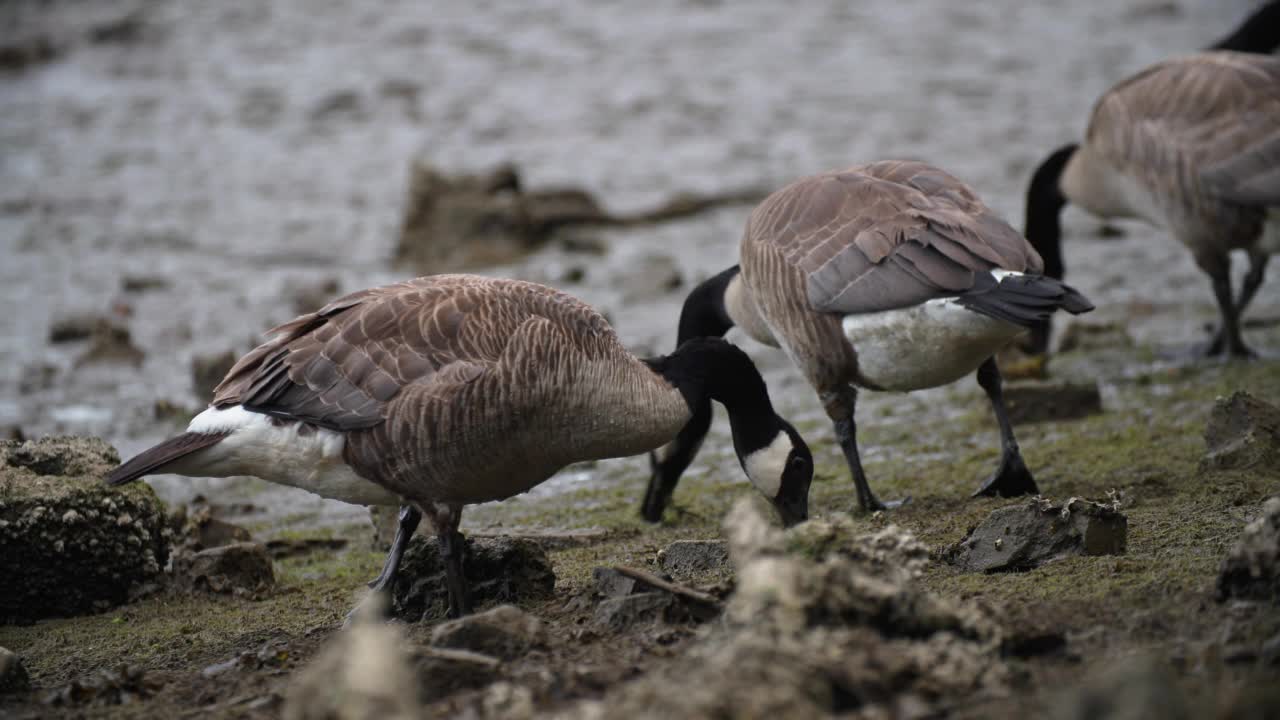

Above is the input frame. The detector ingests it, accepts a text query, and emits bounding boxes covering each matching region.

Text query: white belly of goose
[843,300,1025,392]
[169,406,401,506]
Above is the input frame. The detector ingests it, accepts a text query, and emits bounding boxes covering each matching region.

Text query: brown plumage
[1026,51,1280,357]
[644,162,1093,518]
[108,274,813,616]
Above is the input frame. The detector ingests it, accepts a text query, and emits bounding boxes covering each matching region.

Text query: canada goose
[641,162,1093,518]
[1022,4,1280,357]
[106,275,812,617]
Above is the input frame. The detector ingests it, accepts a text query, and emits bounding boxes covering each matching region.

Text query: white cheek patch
[742,432,791,498]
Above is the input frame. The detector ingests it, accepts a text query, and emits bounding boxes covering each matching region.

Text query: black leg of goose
[829,388,906,513]
[432,504,472,618]
[1207,254,1267,357]
[971,357,1040,498]
[367,505,421,591]
[1207,271,1255,359]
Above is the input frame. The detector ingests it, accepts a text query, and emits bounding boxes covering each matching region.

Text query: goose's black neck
[644,336,776,450]
[676,265,740,348]
[1024,144,1077,281]
[1211,1,1280,53]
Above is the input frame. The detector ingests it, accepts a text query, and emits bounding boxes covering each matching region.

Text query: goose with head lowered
[1022,2,1280,357]
[641,161,1093,518]
[106,274,812,617]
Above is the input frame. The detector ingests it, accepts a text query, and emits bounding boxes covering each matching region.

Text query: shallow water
[2,0,1274,531]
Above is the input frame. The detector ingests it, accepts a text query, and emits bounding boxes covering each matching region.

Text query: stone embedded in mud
[593,592,682,632]
[658,540,730,583]
[592,566,641,598]
[0,437,170,623]
[947,497,1127,573]
[190,350,237,401]
[73,319,145,368]
[414,647,502,701]
[1002,380,1103,425]
[390,536,555,622]
[43,664,164,708]
[0,646,31,694]
[554,500,1008,719]
[430,605,546,660]
[1049,657,1190,720]
[174,541,275,597]
[1217,497,1280,604]
[1201,392,1280,474]
[284,616,421,720]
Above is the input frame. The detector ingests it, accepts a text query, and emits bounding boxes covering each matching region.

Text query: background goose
[106,274,812,617]
[642,161,1093,519]
[1023,5,1280,357]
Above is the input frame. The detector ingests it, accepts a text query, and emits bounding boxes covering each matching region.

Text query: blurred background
[0,0,1270,531]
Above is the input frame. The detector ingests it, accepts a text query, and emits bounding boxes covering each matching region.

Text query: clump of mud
[555,500,1007,719]
[1218,497,1280,604]
[390,536,556,622]
[0,436,170,623]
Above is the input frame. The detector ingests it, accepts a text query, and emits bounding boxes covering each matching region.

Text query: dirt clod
[430,605,546,660]
[593,592,682,632]
[0,646,31,694]
[174,541,275,597]
[592,566,642,598]
[555,500,1007,718]
[0,436,170,623]
[1002,381,1103,425]
[285,614,421,720]
[947,497,1127,573]
[1217,497,1280,603]
[1202,392,1280,473]
[659,540,730,583]
[390,536,555,622]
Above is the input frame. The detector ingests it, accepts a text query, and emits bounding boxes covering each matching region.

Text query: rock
[74,319,145,367]
[287,277,341,315]
[616,253,684,302]
[174,504,252,550]
[414,647,502,700]
[191,350,237,401]
[947,497,1127,573]
[285,611,421,720]
[555,500,1007,719]
[120,275,169,293]
[174,542,275,597]
[395,161,542,273]
[48,313,101,343]
[0,437,170,622]
[430,605,545,660]
[1057,320,1133,353]
[1217,497,1280,603]
[0,646,30,694]
[390,536,555,621]
[1201,392,1280,473]
[658,540,730,583]
[592,566,641,598]
[0,34,59,74]
[43,664,164,707]
[593,592,683,632]
[1261,631,1280,666]
[1002,381,1103,425]
[1050,657,1189,720]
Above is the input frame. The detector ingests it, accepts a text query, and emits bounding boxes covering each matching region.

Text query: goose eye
[789,455,808,470]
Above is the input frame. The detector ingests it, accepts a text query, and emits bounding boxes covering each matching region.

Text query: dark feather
[104,432,230,486]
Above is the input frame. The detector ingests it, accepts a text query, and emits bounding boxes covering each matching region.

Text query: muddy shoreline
[3,0,1280,718]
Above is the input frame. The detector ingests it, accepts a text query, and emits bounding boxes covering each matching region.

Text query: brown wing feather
[1089,51,1280,208]
[745,161,1040,316]
[207,275,616,432]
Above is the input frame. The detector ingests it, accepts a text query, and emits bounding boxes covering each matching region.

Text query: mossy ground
[2,338,1279,717]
